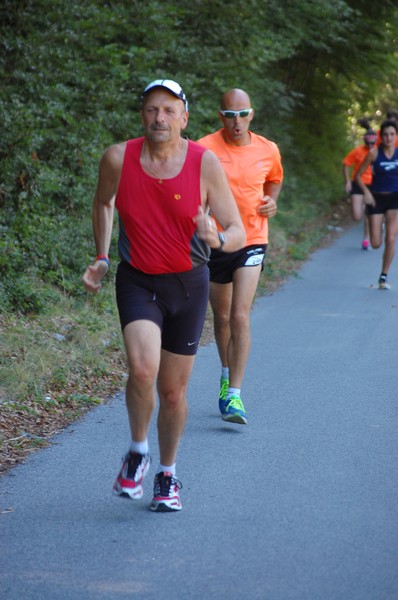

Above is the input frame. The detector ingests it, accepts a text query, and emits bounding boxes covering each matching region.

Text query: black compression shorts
[209,244,267,284]
[365,192,398,215]
[115,261,209,356]
[350,181,363,195]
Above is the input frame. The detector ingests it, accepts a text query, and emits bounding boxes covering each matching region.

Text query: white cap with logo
[142,79,188,111]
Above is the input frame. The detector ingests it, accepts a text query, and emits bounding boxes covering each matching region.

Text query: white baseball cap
[142,79,188,110]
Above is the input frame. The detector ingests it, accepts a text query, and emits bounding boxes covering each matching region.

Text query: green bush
[1,0,397,313]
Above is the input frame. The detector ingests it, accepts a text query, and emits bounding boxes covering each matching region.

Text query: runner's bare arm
[355,147,376,205]
[195,149,245,251]
[258,181,282,217]
[82,144,125,292]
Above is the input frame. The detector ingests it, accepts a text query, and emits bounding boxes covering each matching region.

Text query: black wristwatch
[217,232,226,250]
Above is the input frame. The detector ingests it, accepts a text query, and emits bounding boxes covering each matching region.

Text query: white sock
[130,439,149,455]
[157,463,176,476]
[221,367,229,379]
[227,387,241,399]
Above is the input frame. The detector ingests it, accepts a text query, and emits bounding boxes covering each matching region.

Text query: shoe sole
[222,413,247,425]
[113,481,144,500]
[150,499,182,512]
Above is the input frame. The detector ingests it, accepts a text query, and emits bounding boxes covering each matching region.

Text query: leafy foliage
[0,0,397,312]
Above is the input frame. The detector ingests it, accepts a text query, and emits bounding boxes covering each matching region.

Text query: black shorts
[116,262,209,356]
[209,244,267,284]
[365,192,398,215]
[350,181,363,195]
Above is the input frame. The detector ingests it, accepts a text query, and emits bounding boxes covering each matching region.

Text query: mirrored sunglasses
[220,108,253,119]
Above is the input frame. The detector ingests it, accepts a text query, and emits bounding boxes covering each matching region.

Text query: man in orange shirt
[343,129,377,249]
[198,88,283,424]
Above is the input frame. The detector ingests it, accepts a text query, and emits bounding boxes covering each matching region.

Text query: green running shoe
[219,377,229,415]
[222,395,247,425]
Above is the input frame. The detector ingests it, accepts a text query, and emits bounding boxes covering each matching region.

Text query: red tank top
[115,138,208,274]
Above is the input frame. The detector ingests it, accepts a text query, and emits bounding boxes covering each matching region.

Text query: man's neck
[140,137,188,179]
[143,137,186,162]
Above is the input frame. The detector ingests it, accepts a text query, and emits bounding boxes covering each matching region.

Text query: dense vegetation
[0,0,397,424]
[1,0,397,312]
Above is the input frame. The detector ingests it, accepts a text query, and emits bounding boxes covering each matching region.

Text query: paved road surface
[1,223,397,600]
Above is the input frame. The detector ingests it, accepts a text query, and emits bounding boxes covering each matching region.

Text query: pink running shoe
[362,239,370,251]
[113,451,151,500]
[150,472,182,512]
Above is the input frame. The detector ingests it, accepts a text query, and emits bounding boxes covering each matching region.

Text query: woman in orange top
[343,129,377,249]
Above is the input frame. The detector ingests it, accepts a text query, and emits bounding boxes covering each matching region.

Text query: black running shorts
[209,244,267,284]
[115,261,209,356]
[350,181,363,195]
[365,192,398,215]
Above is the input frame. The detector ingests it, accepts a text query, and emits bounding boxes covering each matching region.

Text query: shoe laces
[125,452,149,481]
[227,395,244,411]
[154,472,182,497]
[219,378,229,400]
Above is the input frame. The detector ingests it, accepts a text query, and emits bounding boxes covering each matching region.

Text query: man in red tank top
[83,79,245,512]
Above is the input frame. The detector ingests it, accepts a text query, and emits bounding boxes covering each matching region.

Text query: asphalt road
[1,223,397,600]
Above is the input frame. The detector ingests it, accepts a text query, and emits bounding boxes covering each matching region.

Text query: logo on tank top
[380,160,398,171]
